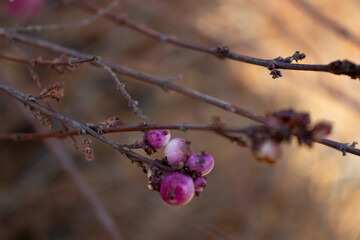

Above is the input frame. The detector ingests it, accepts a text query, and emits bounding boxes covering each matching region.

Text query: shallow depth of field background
[1,0,360,239]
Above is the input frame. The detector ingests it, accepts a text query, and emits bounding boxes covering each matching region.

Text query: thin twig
[3,44,122,238]
[97,59,148,119]
[0,123,256,141]
[69,0,360,79]
[10,43,79,145]
[0,53,97,67]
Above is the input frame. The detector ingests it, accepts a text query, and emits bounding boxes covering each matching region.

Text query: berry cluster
[145,130,214,206]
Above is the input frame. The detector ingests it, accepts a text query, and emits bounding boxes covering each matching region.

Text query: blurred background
[1,0,360,239]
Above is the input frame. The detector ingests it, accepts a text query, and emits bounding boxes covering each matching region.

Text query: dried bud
[82,138,94,161]
[83,147,95,161]
[292,51,306,63]
[266,114,286,129]
[96,116,125,128]
[147,168,166,191]
[33,111,51,130]
[40,82,65,102]
[270,69,282,79]
[216,44,230,57]
[311,122,332,141]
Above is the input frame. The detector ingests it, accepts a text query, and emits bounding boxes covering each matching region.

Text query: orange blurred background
[1,0,360,239]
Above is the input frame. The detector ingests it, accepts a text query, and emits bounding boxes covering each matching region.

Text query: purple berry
[160,172,195,206]
[187,152,214,176]
[194,177,207,196]
[146,130,171,149]
[164,138,193,169]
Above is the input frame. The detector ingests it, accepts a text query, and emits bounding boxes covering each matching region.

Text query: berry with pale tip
[146,130,171,149]
[164,138,193,169]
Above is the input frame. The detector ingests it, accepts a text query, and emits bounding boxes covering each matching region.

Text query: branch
[96,59,148,119]
[0,27,264,123]
[0,29,358,157]
[0,81,173,172]
[5,79,123,240]
[0,123,255,141]
[0,53,97,67]
[69,0,360,80]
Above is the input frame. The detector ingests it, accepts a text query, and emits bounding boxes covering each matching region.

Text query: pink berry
[5,0,45,19]
[194,177,207,196]
[160,172,195,206]
[254,139,281,164]
[164,138,193,169]
[187,152,214,176]
[146,130,171,149]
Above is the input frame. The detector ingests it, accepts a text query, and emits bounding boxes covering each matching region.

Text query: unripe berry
[160,172,195,206]
[164,138,193,169]
[187,152,214,176]
[254,139,281,164]
[5,0,45,19]
[194,177,207,196]
[146,130,171,149]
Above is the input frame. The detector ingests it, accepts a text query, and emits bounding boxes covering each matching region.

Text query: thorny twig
[69,0,360,80]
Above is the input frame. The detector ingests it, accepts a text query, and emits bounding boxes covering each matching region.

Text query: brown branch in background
[290,0,360,48]
[12,0,119,32]
[68,0,360,80]
[44,138,123,240]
